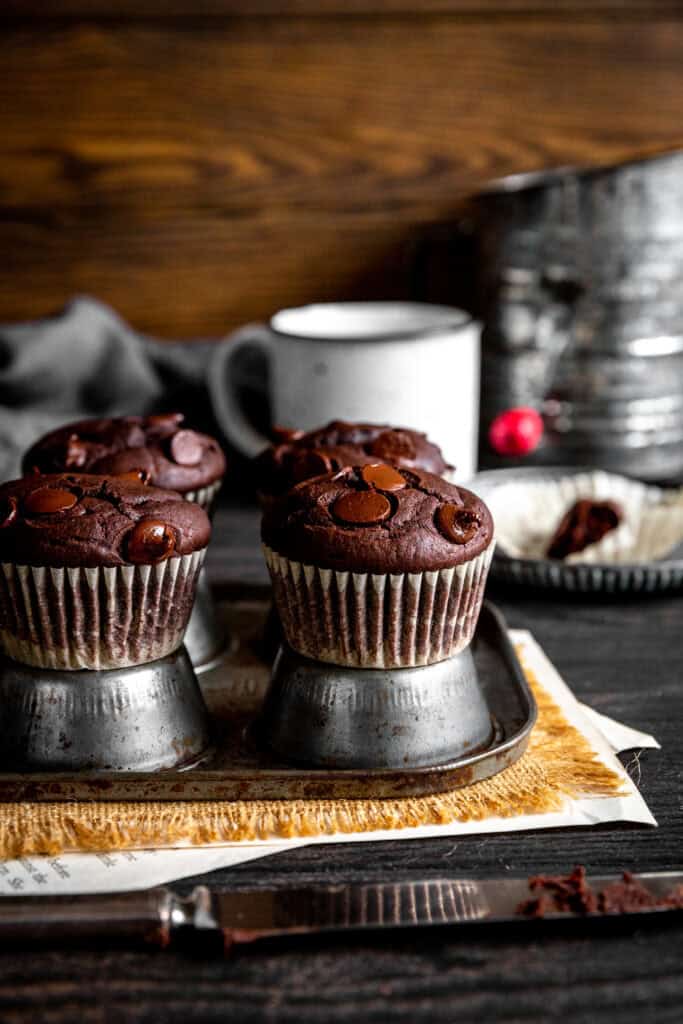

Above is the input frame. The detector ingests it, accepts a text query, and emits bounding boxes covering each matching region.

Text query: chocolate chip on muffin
[261,465,494,667]
[254,420,452,503]
[435,504,481,545]
[263,465,490,575]
[23,414,226,508]
[0,474,211,670]
[0,473,210,569]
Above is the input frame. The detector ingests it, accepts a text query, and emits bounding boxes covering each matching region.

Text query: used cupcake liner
[0,550,206,671]
[486,469,683,565]
[263,542,494,668]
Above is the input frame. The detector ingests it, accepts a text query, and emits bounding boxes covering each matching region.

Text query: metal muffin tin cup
[258,643,495,770]
[0,645,212,772]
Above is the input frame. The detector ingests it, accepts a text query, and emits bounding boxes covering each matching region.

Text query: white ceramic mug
[208,302,481,480]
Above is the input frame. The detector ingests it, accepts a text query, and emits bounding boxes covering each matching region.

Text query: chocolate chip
[24,488,78,516]
[116,469,151,485]
[145,412,184,437]
[64,434,88,469]
[126,519,176,564]
[333,490,392,525]
[360,463,407,492]
[435,503,480,544]
[0,496,17,529]
[369,430,417,463]
[169,429,204,466]
[291,450,334,483]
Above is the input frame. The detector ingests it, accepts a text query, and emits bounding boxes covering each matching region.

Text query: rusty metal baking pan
[0,588,536,802]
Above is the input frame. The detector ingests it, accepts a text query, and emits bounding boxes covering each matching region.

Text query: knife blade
[0,872,681,949]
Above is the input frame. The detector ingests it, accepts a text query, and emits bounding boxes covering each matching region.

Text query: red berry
[488,407,544,456]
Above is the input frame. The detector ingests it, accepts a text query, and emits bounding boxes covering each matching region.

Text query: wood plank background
[2,2,683,337]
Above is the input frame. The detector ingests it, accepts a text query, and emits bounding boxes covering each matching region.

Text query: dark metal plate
[0,590,536,802]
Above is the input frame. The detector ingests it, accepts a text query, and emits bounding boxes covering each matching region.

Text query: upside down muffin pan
[0,586,536,802]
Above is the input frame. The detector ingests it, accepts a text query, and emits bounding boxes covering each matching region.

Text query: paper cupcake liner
[183,480,222,513]
[487,469,683,565]
[0,550,206,671]
[263,542,494,668]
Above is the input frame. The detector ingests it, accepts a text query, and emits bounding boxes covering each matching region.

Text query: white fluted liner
[183,480,222,512]
[263,542,494,668]
[0,549,206,670]
[487,469,683,564]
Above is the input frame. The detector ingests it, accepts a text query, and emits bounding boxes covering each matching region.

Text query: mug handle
[207,323,274,458]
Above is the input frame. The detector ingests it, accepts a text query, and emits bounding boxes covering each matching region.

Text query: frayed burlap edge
[0,650,625,858]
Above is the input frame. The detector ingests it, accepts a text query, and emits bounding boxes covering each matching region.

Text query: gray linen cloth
[0,297,216,481]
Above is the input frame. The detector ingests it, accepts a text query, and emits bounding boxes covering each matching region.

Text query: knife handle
[0,887,177,948]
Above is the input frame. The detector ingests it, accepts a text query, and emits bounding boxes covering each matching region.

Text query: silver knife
[0,872,681,950]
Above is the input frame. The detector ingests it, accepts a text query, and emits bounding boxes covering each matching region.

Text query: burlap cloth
[0,650,623,860]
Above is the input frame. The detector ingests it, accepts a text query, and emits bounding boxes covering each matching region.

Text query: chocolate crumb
[518,866,597,916]
[547,500,622,560]
[517,866,683,918]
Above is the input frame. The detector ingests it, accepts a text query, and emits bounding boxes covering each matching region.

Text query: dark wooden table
[1,503,681,1023]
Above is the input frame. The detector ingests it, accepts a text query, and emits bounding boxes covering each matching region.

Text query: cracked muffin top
[22,414,226,495]
[254,420,451,499]
[0,474,211,567]
[261,464,493,574]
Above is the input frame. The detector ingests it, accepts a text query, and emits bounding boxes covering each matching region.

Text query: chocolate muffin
[0,474,211,670]
[23,414,226,510]
[254,420,452,505]
[262,465,494,668]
